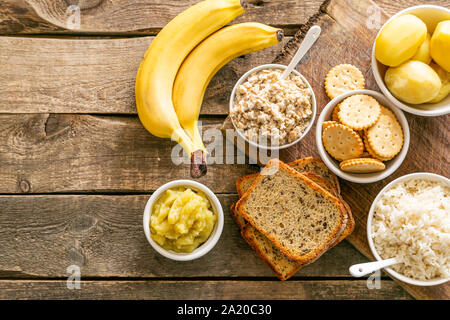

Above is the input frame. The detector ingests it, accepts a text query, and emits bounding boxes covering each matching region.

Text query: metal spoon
[280,25,321,80]
[349,258,402,277]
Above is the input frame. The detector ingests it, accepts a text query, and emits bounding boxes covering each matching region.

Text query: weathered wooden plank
[0,194,369,278]
[0,0,324,35]
[0,36,287,114]
[0,280,412,300]
[0,0,441,35]
[275,0,450,301]
[0,114,263,193]
[375,0,450,16]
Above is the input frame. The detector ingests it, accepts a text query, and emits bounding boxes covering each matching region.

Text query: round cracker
[379,105,396,118]
[331,103,341,122]
[363,133,392,161]
[366,114,403,159]
[340,158,386,173]
[338,94,381,130]
[324,64,365,99]
[322,123,364,161]
[323,121,339,129]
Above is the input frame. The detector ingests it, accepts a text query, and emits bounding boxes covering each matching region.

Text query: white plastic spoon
[280,25,322,80]
[349,258,402,277]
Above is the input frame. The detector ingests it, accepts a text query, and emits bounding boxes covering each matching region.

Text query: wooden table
[0,0,447,300]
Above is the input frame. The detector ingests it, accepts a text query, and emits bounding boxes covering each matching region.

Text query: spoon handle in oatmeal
[349,258,401,277]
[280,25,321,80]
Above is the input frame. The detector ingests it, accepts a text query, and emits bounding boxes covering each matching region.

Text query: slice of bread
[289,157,341,194]
[230,203,247,230]
[300,172,339,197]
[236,173,259,198]
[231,201,302,280]
[301,172,355,245]
[236,158,340,197]
[236,159,348,263]
[234,160,354,247]
[241,224,304,280]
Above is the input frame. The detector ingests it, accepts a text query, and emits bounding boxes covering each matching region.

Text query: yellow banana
[173,23,284,151]
[135,0,246,178]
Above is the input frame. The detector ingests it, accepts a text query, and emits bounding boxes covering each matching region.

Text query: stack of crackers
[322,64,404,173]
[230,157,354,280]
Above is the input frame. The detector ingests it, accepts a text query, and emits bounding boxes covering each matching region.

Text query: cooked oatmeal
[231,68,313,146]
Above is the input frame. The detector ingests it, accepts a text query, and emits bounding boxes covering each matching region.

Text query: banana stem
[172,128,207,178]
[187,121,207,153]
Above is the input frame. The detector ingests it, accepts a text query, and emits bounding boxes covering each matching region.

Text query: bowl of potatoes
[372,5,450,117]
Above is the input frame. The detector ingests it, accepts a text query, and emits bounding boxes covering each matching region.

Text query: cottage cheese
[231,69,313,146]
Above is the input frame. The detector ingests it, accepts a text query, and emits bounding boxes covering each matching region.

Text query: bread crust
[242,225,303,281]
[235,173,260,198]
[235,161,354,247]
[236,159,348,264]
[230,202,247,230]
[288,157,341,194]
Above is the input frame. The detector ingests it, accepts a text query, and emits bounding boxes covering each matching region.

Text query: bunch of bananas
[135,0,284,178]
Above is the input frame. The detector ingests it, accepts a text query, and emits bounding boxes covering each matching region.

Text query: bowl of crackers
[316,89,410,184]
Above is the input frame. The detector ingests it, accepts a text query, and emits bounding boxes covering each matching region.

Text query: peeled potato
[411,33,432,64]
[375,14,427,67]
[385,60,441,104]
[430,20,450,72]
[428,61,450,103]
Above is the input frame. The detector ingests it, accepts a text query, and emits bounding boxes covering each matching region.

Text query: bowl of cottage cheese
[229,64,316,150]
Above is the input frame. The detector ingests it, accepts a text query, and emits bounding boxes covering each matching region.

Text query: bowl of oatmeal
[229,64,316,150]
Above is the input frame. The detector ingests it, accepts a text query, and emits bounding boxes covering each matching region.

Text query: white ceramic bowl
[143,180,224,261]
[229,63,317,151]
[367,172,450,286]
[316,89,410,184]
[371,5,450,117]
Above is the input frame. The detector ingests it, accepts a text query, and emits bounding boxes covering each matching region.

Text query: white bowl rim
[371,4,450,117]
[367,172,450,286]
[316,89,410,184]
[229,63,317,151]
[143,180,224,261]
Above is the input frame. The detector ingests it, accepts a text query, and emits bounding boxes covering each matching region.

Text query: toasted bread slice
[289,157,341,194]
[236,173,259,198]
[235,162,354,247]
[230,203,247,230]
[301,172,354,245]
[231,201,302,280]
[236,159,348,263]
[241,224,304,280]
[236,158,340,196]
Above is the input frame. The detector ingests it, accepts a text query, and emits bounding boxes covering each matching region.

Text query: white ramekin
[371,5,450,117]
[316,89,410,184]
[143,180,224,261]
[229,63,317,151]
[367,172,450,286]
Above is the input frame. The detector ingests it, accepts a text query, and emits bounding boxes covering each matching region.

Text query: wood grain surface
[1,0,447,35]
[0,280,411,300]
[0,115,262,193]
[0,0,448,300]
[0,0,324,34]
[0,36,287,114]
[0,194,371,278]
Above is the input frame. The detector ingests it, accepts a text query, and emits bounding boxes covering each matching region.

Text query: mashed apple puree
[150,187,217,253]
